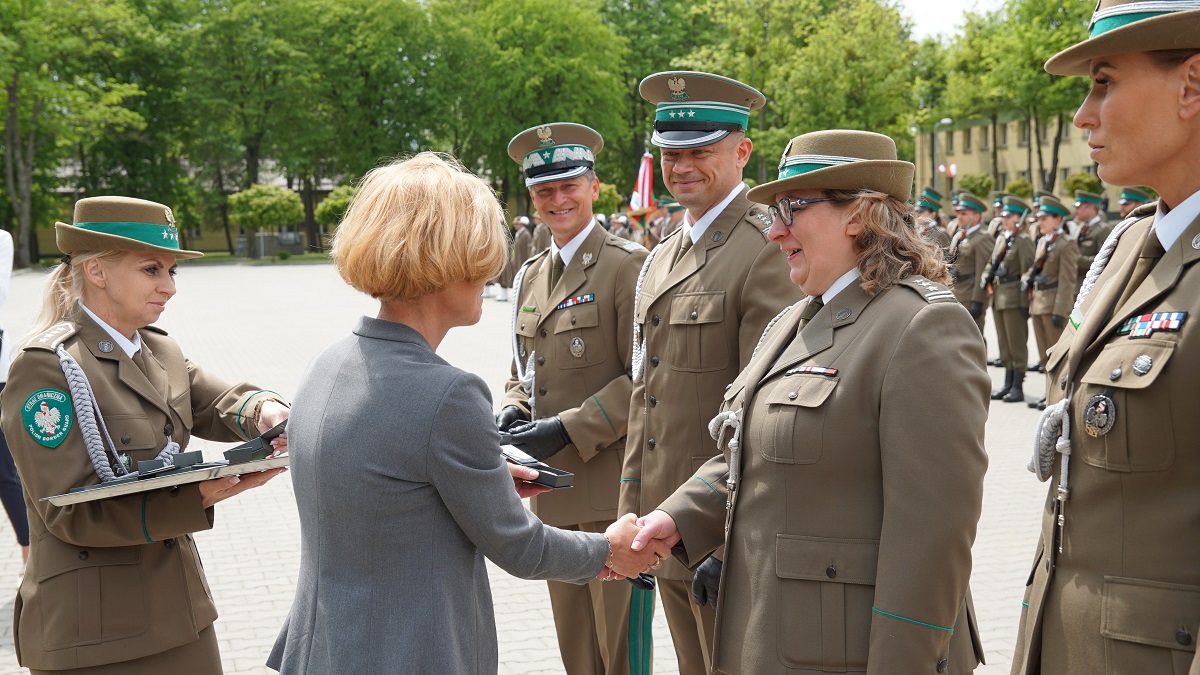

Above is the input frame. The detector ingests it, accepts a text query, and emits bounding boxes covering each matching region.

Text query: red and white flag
[630,151,655,211]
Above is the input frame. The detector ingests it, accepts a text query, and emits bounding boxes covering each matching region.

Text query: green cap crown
[1074,190,1103,205]
[1001,196,1031,216]
[1036,195,1069,218]
[955,193,987,213]
[1120,186,1151,203]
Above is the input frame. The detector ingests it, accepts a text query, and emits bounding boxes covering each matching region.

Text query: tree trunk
[302,175,319,252]
[245,140,261,188]
[1033,109,1046,190]
[930,123,937,187]
[215,161,234,255]
[1026,110,1034,187]
[1046,113,1065,193]
[4,66,35,267]
[991,114,999,187]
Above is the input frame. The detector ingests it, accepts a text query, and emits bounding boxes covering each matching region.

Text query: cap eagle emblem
[668,77,688,101]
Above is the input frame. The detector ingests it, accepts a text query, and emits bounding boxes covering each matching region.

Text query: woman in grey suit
[268,153,666,675]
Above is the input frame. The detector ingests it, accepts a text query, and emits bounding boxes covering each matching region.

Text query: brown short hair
[331,153,508,301]
[828,189,949,296]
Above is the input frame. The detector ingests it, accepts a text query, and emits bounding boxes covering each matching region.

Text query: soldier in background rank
[985,196,1037,403]
[619,71,803,675]
[1118,186,1151,218]
[915,185,952,252]
[533,212,552,253]
[656,202,685,245]
[1022,195,1079,410]
[512,214,534,269]
[611,213,633,241]
[948,193,994,336]
[497,123,651,675]
[1070,190,1111,296]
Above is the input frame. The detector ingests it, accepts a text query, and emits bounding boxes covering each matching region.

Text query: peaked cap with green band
[665,202,684,213]
[1036,195,1070,218]
[508,122,603,188]
[56,196,203,259]
[1045,0,1200,76]
[639,71,765,149]
[955,193,987,213]
[746,130,914,204]
[916,185,943,212]
[1001,196,1032,217]
[991,191,1012,207]
[1074,190,1104,205]
[1120,186,1152,203]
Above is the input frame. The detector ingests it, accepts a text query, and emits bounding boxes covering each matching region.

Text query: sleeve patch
[22,388,74,448]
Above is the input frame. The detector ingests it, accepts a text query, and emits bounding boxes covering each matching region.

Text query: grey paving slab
[0,264,1052,674]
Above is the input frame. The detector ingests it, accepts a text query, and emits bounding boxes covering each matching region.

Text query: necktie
[672,232,694,268]
[131,350,149,376]
[797,296,824,334]
[549,253,564,290]
[1114,231,1166,309]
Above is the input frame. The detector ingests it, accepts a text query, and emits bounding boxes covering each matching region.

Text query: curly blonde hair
[827,189,949,296]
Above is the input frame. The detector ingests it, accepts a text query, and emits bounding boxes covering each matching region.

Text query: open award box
[42,421,289,507]
[500,434,574,489]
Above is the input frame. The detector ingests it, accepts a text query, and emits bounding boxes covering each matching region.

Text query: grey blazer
[268,317,607,675]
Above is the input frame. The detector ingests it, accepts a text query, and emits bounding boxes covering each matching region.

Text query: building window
[1000,172,1008,188]
[1019,121,1031,147]
[1062,125,1071,143]
[1040,120,1051,144]
[980,127,990,150]
[999,124,1009,148]
[1061,168,1071,185]
[1020,170,1030,182]
[945,130,955,155]
[963,128,972,153]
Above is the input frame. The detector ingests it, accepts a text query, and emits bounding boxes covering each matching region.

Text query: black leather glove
[495,405,529,432]
[1020,306,1030,320]
[691,556,721,609]
[628,573,656,591]
[1051,314,1066,329]
[507,416,571,461]
[995,264,1008,278]
[969,301,984,319]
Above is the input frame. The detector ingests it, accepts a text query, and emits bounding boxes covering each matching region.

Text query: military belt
[1035,282,1058,291]
[998,274,1021,284]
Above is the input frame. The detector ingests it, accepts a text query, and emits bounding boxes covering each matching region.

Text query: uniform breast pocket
[1077,338,1176,472]
[104,414,160,453]
[170,391,193,431]
[775,534,878,671]
[514,311,541,362]
[667,291,728,372]
[554,304,607,369]
[750,375,838,464]
[34,532,147,650]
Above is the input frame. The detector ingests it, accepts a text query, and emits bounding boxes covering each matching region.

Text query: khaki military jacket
[949,226,994,306]
[502,225,648,528]
[618,187,803,580]
[1072,216,1112,280]
[986,232,1036,311]
[0,315,281,670]
[510,226,533,275]
[659,277,989,674]
[1012,205,1200,675]
[1027,233,1079,318]
[533,222,552,254]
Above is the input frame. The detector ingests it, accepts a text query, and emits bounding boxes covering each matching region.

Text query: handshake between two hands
[596,511,681,581]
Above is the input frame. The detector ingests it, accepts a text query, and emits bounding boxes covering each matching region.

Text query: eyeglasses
[768,197,837,226]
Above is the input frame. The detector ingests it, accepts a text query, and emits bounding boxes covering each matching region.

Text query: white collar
[964,223,981,237]
[550,220,597,267]
[684,182,747,243]
[822,268,862,305]
[80,303,141,358]
[1153,188,1200,251]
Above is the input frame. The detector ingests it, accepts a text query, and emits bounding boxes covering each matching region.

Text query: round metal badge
[1192,233,1200,250]
[1132,354,1153,376]
[569,337,586,359]
[1083,394,1117,437]
[835,308,852,321]
[98,340,114,353]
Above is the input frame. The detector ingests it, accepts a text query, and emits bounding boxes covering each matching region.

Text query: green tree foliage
[315,185,358,228]
[228,184,303,231]
[1064,172,1102,196]
[959,174,994,198]
[1005,179,1033,200]
[595,182,622,216]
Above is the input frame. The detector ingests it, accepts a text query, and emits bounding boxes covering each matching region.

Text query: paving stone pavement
[0,263,1052,674]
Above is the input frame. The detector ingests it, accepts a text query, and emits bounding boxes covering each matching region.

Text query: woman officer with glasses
[631,130,990,674]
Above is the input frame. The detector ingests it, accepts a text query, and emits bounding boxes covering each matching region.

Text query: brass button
[121,434,131,445]
[650,356,660,367]
[537,356,545,365]
[651,315,661,326]
[538,387,547,396]
[825,565,836,578]
[647,438,656,449]
[649,396,657,407]
[163,423,174,436]
[78,550,89,560]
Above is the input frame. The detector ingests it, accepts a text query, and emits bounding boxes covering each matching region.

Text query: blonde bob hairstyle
[827,189,949,296]
[331,152,509,302]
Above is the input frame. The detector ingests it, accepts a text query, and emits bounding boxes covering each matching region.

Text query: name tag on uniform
[1069,308,1083,330]
[555,294,595,311]
[1116,311,1187,338]
[521,304,537,313]
[785,365,838,377]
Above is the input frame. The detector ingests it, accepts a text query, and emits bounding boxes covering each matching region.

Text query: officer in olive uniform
[497,123,651,675]
[1022,195,1079,410]
[1118,186,1151,218]
[1013,5,1200,673]
[1071,190,1111,297]
[949,193,995,335]
[986,196,1037,403]
[533,213,552,253]
[916,186,952,253]
[619,71,803,675]
[512,215,534,271]
[657,203,684,244]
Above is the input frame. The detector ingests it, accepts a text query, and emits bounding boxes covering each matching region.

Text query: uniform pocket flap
[515,312,542,337]
[669,291,725,325]
[722,382,746,403]
[762,375,838,408]
[1044,331,1071,373]
[776,535,878,585]
[103,414,160,452]
[635,292,652,324]
[1080,338,1175,390]
[35,533,141,583]
[553,303,599,334]
[1101,576,1200,652]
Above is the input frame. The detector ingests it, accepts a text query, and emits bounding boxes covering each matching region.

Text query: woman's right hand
[198,468,287,508]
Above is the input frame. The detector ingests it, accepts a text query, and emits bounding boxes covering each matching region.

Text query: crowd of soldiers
[923,185,1151,409]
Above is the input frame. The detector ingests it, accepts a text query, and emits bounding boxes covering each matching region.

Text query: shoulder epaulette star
[25,322,77,351]
[899,275,956,303]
